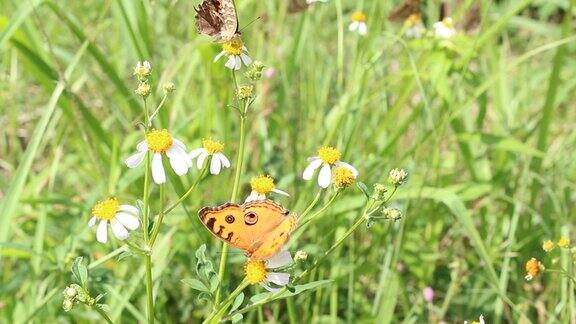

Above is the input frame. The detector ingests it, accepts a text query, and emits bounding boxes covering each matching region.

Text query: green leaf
[356,182,370,198]
[72,257,88,287]
[231,313,243,323]
[249,280,332,304]
[229,292,244,313]
[181,279,209,293]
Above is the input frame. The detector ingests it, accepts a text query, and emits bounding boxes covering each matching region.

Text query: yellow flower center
[542,240,555,252]
[202,138,224,154]
[222,36,244,56]
[250,175,275,194]
[92,198,119,221]
[317,146,341,165]
[558,237,570,248]
[146,129,173,153]
[333,167,355,188]
[244,259,268,284]
[525,258,542,279]
[405,13,421,27]
[442,17,454,28]
[351,11,366,22]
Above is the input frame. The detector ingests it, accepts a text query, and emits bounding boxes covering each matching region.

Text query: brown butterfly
[195,0,240,42]
[198,200,298,260]
[388,0,421,22]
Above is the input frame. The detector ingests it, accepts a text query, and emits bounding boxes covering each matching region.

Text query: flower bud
[162,82,175,94]
[135,82,151,98]
[237,85,254,100]
[389,168,408,186]
[134,61,152,80]
[382,207,402,221]
[372,184,387,201]
[294,250,308,262]
[245,61,266,81]
[62,298,74,312]
[64,286,77,298]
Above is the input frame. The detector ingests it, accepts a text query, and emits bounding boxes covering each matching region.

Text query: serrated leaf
[181,278,209,292]
[71,257,88,287]
[229,292,244,313]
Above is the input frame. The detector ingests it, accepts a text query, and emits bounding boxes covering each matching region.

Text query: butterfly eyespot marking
[244,212,258,225]
[225,215,235,223]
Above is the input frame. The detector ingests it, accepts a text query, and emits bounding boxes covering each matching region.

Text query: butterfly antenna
[239,16,262,33]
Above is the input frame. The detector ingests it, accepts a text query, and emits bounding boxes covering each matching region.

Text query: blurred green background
[1,0,575,322]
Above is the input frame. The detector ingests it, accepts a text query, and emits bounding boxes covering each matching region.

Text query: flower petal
[349,21,359,31]
[173,138,187,150]
[267,272,290,286]
[335,161,358,177]
[110,218,129,240]
[96,220,108,243]
[167,145,191,176]
[210,155,222,175]
[151,153,166,184]
[240,53,252,66]
[189,148,205,160]
[137,140,148,152]
[234,56,241,70]
[318,164,332,188]
[196,151,209,170]
[119,204,139,215]
[266,250,293,269]
[213,51,225,62]
[125,151,146,168]
[215,152,231,168]
[225,56,236,69]
[88,216,97,227]
[358,22,367,35]
[115,212,140,230]
[245,191,259,203]
[303,158,323,180]
[272,188,290,197]
[260,282,280,292]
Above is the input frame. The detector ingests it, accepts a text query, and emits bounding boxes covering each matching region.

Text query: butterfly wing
[198,200,291,254]
[195,0,238,42]
[248,214,299,260]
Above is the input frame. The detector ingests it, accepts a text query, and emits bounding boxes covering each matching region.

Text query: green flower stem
[215,71,249,305]
[226,204,373,319]
[148,94,168,126]
[141,97,154,324]
[205,279,250,323]
[144,254,154,324]
[299,190,323,219]
[299,190,340,227]
[149,184,164,247]
[94,306,114,324]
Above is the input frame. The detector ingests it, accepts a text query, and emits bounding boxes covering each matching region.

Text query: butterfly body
[199,200,298,260]
[195,0,239,42]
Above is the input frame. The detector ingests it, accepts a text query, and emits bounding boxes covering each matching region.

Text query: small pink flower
[423,286,434,303]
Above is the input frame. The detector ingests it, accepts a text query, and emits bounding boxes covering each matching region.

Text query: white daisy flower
[189,138,231,175]
[88,198,140,244]
[125,129,192,184]
[244,251,293,292]
[245,175,290,202]
[303,146,358,188]
[404,14,426,39]
[213,35,252,70]
[348,11,368,36]
[433,17,456,39]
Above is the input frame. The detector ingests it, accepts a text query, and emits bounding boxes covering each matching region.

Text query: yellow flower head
[317,146,341,165]
[222,36,244,56]
[525,258,543,281]
[244,259,267,284]
[558,237,570,248]
[250,175,275,194]
[442,17,454,28]
[333,167,355,188]
[92,198,119,221]
[351,11,366,22]
[405,13,422,27]
[146,129,173,153]
[542,240,555,252]
[202,138,224,154]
